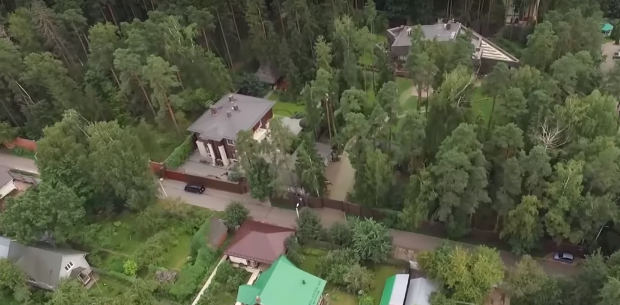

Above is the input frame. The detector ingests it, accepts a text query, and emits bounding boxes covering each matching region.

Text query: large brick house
[187,94,274,167]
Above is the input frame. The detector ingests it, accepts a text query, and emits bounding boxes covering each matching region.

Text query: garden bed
[299,247,399,305]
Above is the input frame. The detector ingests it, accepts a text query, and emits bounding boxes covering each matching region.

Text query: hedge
[164,135,194,169]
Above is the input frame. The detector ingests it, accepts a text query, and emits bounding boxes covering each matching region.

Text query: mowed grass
[162,234,192,270]
[471,87,493,122]
[368,265,401,304]
[266,90,306,117]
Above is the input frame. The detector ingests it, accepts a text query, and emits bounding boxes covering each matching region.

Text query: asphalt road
[0,152,579,277]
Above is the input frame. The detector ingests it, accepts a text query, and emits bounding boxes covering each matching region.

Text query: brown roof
[224,220,294,264]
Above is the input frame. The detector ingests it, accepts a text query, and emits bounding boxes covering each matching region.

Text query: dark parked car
[184,183,205,194]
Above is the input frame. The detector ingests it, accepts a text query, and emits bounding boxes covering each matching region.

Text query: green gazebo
[602,23,614,36]
[236,256,326,305]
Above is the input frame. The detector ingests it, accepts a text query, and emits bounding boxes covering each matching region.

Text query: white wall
[0,180,16,199]
[58,254,91,281]
[229,256,248,265]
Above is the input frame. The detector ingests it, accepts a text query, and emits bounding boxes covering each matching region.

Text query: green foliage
[132,230,175,269]
[163,135,193,169]
[328,222,352,247]
[190,219,212,258]
[0,259,31,303]
[350,218,392,263]
[235,72,270,97]
[213,262,249,291]
[222,202,249,228]
[123,260,138,277]
[0,121,17,144]
[0,181,85,244]
[358,295,374,305]
[168,246,218,301]
[418,244,504,305]
[343,264,374,294]
[284,235,305,265]
[316,248,359,286]
[296,207,324,244]
[135,198,212,237]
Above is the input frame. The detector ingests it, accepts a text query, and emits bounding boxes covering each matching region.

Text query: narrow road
[0,152,579,277]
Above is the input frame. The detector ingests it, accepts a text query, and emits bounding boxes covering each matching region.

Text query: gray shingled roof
[315,142,332,161]
[0,236,26,262]
[188,94,275,141]
[15,246,86,287]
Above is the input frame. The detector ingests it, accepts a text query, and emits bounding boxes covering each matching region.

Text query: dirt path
[325,152,355,201]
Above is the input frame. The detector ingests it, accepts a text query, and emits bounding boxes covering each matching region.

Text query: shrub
[0,121,17,144]
[316,248,359,286]
[123,260,138,277]
[235,72,270,97]
[214,262,248,292]
[85,250,105,267]
[343,264,374,294]
[168,246,218,301]
[296,207,323,244]
[351,218,392,263]
[137,199,212,236]
[133,230,175,268]
[222,202,249,228]
[164,135,193,169]
[190,220,211,258]
[228,163,244,182]
[284,236,304,265]
[328,222,352,247]
[359,295,374,305]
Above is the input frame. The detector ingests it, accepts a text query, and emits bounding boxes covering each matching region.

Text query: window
[226,139,235,146]
[64,261,74,271]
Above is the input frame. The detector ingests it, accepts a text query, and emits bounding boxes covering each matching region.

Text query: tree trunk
[228,0,242,43]
[417,87,422,109]
[176,71,184,90]
[202,29,211,52]
[111,68,121,88]
[494,213,500,232]
[107,4,119,28]
[135,74,157,117]
[74,28,88,57]
[164,94,180,133]
[216,9,234,69]
[99,6,109,23]
[325,99,332,140]
[275,0,286,35]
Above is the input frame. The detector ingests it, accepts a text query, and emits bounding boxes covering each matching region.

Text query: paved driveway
[602,41,619,72]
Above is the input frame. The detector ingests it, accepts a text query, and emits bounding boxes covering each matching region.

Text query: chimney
[210,107,217,115]
[227,110,232,118]
[233,105,240,111]
[228,94,234,102]
[406,27,411,36]
[255,296,261,305]
[445,23,451,30]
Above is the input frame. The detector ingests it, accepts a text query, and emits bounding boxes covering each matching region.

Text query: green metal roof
[603,23,614,32]
[236,256,326,305]
[379,275,397,305]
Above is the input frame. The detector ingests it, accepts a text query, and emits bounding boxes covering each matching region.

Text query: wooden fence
[272,194,387,221]
[4,137,37,151]
[150,161,249,194]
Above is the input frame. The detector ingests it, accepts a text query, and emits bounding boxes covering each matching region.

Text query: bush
[284,236,304,265]
[168,246,219,301]
[123,260,138,277]
[235,72,270,97]
[328,222,352,247]
[296,207,323,244]
[190,220,211,258]
[228,163,244,182]
[343,264,374,294]
[213,262,248,292]
[222,202,249,228]
[359,295,374,305]
[316,248,359,286]
[350,218,392,263]
[133,230,175,268]
[164,135,194,169]
[85,250,105,267]
[137,199,212,236]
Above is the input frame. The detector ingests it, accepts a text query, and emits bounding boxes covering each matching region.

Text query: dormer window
[64,261,74,272]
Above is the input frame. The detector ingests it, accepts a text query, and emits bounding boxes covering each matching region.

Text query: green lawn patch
[267,90,306,117]
[93,274,130,298]
[471,87,493,123]
[368,264,401,304]
[162,233,192,270]
[396,77,412,93]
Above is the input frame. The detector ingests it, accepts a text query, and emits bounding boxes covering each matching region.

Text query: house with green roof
[236,256,327,305]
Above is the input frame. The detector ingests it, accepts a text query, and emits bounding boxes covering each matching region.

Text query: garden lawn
[368,264,401,304]
[471,87,493,123]
[161,233,193,270]
[209,270,252,304]
[93,274,130,298]
[266,90,306,117]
